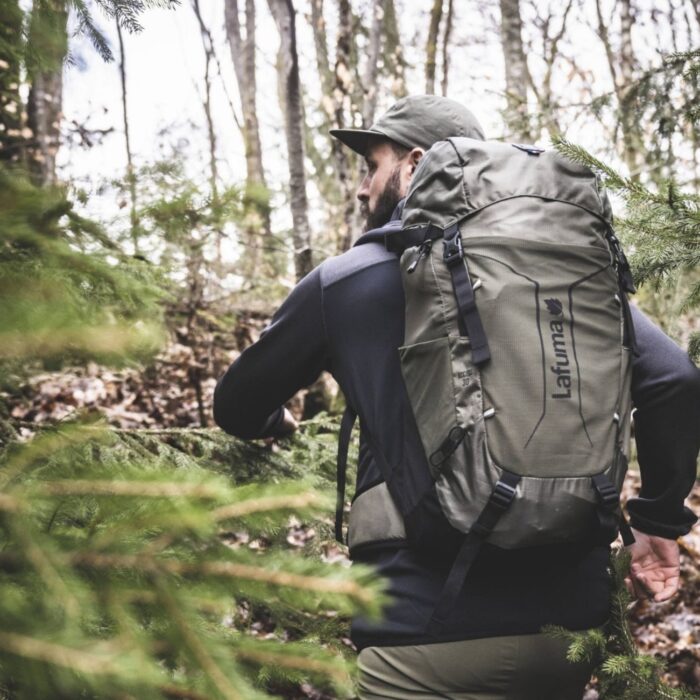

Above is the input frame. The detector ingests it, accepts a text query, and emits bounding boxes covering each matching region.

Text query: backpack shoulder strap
[335,405,357,543]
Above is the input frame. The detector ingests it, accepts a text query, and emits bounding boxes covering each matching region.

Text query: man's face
[357,139,419,231]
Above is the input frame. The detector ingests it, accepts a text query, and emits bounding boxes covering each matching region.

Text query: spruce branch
[70,552,378,610]
[552,137,700,353]
[153,577,247,700]
[212,491,325,522]
[551,137,646,196]
[544,548,697,699]
[0,632,121,676]
[36,479,225,499]
[234,643,350,686]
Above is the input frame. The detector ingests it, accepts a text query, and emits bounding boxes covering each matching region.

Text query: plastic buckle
[443,232,463,267]
[491,479,517,510]
[593,480,618,507]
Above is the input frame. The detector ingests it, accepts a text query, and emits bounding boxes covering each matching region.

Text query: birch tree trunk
[267,0,313,281]
[499,0,532,142]
[225,0,272,279]
[1,0,27,167]
[26,0,68,186]
[425,0,443,94]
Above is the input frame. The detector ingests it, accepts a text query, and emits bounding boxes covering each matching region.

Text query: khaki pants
[357,632,595,700]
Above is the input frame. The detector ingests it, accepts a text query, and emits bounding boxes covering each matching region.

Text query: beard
[362,165,403,232]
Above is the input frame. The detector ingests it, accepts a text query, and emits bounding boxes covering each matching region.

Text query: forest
[0,0,699,698]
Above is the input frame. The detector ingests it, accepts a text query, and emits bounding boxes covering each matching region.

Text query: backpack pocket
[399,335,482,480]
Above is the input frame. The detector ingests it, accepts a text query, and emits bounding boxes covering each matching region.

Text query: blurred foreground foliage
[0,166,382,699]
[0,166,165,375]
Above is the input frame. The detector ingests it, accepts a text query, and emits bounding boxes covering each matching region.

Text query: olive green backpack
[338,137,636,633]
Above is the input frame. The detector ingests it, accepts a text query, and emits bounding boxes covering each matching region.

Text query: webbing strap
[335,406,357,543]
[619,514,636,547]
[591,472,632,545]
[427,471,521,635]
[618,284,638,355]
[442,224,491,366]
[384,222,443,254]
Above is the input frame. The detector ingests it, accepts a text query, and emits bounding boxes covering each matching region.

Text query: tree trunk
[334,0,360,252]
[224,0,272,280]
[26,0,68,186]
[499,0,532,142]
[534,0,573,140]
[309,0,374,252]
[595,0,642,180]
[617,0,642,178]
[115,19,139,254]
[441,0,454,96]
[267,0,313,281]
[384,0,407,99]
[191,0,219,204]
[425,0,443,94]
[361,0,383,127]
[0,0,27,167]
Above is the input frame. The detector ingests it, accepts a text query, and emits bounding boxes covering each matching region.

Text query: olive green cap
[330,95,485,155]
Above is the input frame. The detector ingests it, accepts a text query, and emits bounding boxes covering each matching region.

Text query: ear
[408,147,425,176]
[399,147,425,196]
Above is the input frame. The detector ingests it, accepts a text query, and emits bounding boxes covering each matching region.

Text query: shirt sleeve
[213,265,330,439]
[627,305,700,539]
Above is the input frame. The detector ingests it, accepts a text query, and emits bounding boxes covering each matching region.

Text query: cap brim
[329,128,388,156]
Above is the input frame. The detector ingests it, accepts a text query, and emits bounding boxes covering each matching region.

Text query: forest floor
[4,345,699,698]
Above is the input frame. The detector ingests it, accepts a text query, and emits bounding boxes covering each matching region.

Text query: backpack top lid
[401,137,613,231]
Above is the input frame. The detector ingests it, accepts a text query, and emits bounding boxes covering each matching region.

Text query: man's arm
[213,266,329,439]
[627,306,700,538]
[624,306,700,601]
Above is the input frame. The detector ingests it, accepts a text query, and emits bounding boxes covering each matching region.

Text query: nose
[357,173,370,202]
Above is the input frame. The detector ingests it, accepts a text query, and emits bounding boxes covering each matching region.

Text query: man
[214,95,699,699]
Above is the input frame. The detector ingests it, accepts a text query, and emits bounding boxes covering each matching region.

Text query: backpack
[335,137,636,633]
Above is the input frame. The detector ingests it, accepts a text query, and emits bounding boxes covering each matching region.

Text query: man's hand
[264,408,298,445]
[276,407,299,436]
[624,528,680,602]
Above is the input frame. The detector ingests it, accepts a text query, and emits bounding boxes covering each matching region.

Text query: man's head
[330,95,485,231]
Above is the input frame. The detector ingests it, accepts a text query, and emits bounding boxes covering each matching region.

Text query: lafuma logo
[545,297,572,399]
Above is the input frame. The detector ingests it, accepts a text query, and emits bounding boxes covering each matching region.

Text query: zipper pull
[407,240,432,274]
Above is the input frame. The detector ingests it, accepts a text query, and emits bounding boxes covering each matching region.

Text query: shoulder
[319,241,397,290]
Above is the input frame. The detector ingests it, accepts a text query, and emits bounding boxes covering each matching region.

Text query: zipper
[407,239,433,274]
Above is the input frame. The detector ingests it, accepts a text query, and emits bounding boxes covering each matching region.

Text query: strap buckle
[443,227,463,267]
[492,479,518,510]
[592,474,619,508]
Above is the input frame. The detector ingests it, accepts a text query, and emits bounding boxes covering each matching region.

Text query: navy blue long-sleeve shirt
[213,218,700,650]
